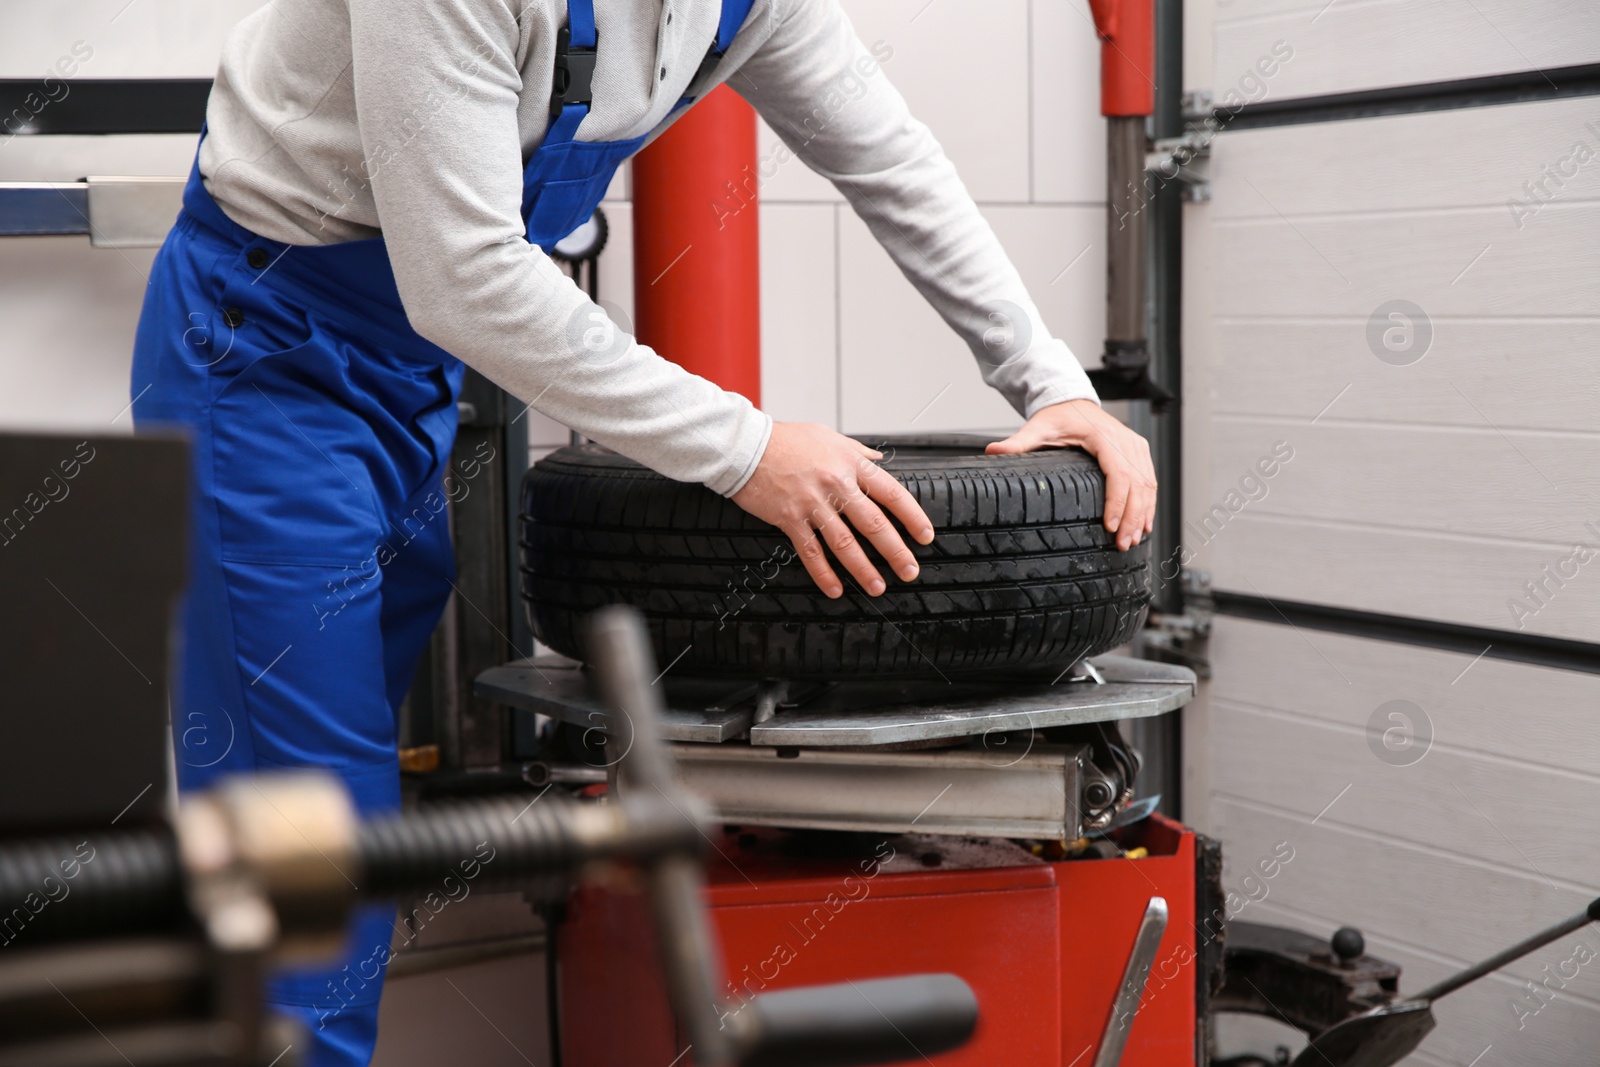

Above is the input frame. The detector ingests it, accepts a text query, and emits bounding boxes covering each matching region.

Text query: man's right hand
[731,423,935,599]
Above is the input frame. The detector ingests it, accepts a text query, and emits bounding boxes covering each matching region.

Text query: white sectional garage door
[1208,95,1600,640]
[1188,5,1600,1064]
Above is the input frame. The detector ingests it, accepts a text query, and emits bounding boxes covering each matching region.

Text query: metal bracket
[0,175,183,245]
[1146,130,1210,202]
[1146,89,1215,202]
[1181,89,1215,124]
[667,742,1092,839]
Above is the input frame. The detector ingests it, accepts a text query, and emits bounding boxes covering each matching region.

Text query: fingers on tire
[815,509,886,596]
[840,493,917,583]
[785,522,842,599]
[860,462,933,544]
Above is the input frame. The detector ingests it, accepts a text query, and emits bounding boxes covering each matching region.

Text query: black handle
[733,973,978,1067]
[1415,896,1600,1003]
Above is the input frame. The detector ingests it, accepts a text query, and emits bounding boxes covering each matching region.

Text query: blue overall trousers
[131,0,752,1062]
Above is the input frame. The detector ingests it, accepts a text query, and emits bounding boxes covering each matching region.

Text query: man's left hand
[985,398,1156,551]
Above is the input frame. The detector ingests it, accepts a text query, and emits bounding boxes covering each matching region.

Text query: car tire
[520,434,1151,679]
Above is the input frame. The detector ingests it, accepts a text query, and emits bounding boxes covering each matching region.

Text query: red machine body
[1088,0,1156,117]
[632,84,763,405]
[557,816,1201,1066]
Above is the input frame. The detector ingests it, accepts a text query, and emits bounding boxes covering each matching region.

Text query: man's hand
[986,398,1156,551]
[733,423,935,599]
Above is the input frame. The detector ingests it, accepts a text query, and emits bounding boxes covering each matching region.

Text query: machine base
[556,815,1206,1066]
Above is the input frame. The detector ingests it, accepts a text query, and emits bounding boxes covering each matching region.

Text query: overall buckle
[550,24,598,117]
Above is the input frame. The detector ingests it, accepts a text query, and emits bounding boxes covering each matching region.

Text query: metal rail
[0,176,182,245]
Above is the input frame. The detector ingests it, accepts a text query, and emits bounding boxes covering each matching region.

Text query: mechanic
[130,0,1157,1063]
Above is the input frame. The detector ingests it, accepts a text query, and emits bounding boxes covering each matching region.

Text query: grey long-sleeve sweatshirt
[200,0,1099,496]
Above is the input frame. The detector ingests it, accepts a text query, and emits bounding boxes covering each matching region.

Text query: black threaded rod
[358,796,579,898]
[0,792,698,951]
[0,829,186,946]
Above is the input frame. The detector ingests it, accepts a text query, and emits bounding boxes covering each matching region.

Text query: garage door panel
[1210,98,1600,220]
[1206,617,1600,1063]
[1208,418,1600,544]
[1209,514,1600,641]
[1212,202,1600,319]
[1208,617,1600,775]
[1211,699,1600,888]
[1215,0,1600,102]
[1210,321,1600,435]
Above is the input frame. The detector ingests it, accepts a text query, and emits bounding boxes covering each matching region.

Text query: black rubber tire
[520,434,1151,679]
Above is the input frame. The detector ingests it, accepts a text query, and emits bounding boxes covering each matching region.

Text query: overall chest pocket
[521,136,640,249]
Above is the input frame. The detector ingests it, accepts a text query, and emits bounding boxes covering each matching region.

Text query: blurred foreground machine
[0,432,976,1067]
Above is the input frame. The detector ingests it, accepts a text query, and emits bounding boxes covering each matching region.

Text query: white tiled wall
[773,0,1106,434]
[837,202,1103,434]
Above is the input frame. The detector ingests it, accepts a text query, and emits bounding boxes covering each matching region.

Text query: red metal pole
[632,85,762,406]
[1088,0,1156,117]
[1089,0,1156,389]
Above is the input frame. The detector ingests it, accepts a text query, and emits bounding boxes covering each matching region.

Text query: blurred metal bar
[667,743,1090,840]
[0,78,209,135]
[0,177,183,246]
[0,182,89,236]
[85,176,183,246]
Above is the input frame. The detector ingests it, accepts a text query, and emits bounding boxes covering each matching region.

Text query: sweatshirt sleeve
[729,0,1099,417]
[346,0,772,495]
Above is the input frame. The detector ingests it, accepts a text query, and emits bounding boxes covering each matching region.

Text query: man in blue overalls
[132,0,1158,1062]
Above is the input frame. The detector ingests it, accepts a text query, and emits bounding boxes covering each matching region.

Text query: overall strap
[548,0,761,119]
[691,0,759,92]
[548,0,599,122]
[716,0,757,53]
